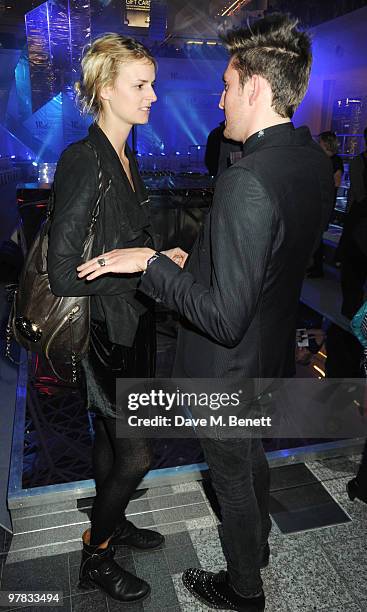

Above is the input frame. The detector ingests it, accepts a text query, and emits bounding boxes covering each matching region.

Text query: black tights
[90,416,153,546]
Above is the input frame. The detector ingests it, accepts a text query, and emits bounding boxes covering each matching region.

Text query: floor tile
[133,550,169,577]
[148,503,209,525]
[321,535,367,602]
[309,489,367,543]
[316,604,363,612]
[148,491,204,512]
[142,573,180,611]
[171,482,201,494]
[162,531,192,550]
[126,499,151,515]
[68,549,83,567]
[143,486,174,498]
[0,598,72,612]
[179,503,210,521]
[71,590,108,611]
[270,463,319,490]
[1,553,69,598]
[164,545,201,575]
[154,522,187,536]
[270,481,350,534]
[306,456,360,481]
[185,516,215,531]
[320,475,353,495]
[128,512,156,529]
[149,508,183,525]
[107,596,144,611]
[188,526,225,572]
[264,536,355,611]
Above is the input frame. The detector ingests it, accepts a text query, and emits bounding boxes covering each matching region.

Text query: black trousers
[200,436,271,596]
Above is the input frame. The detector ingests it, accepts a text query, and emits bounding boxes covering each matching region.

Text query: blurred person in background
[339,126,367,318]
[307,130,343,277]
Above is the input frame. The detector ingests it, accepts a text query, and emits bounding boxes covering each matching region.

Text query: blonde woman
[48,34,183,603]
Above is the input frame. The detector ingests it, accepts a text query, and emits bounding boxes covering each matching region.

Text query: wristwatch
[143,251,161,275]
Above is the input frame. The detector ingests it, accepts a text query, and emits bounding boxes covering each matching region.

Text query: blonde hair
[74,33,157,118]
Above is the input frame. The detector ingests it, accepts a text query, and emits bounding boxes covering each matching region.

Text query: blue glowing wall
[294,5,367,142]
[136,57,227,154]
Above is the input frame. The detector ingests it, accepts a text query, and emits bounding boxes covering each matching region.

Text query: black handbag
[6,141,110,383]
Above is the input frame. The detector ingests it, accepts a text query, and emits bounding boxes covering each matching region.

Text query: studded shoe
[182,568,265,611]
[109,519,165,550]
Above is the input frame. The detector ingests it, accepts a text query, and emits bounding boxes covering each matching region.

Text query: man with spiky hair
[78,14,335,611]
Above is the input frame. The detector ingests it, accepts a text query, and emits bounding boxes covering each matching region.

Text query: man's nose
[219,89,225,110]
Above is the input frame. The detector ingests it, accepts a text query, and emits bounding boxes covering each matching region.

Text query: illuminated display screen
[126,0,151,27]
[126,0,151,10]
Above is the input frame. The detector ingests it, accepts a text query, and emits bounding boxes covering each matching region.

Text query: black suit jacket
[140,123,334,378]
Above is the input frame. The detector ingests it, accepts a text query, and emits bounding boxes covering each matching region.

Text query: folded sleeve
[139,166,275,347]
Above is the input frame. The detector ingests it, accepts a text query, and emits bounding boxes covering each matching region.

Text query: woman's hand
[77,246,188,281]
[77,248,154,280]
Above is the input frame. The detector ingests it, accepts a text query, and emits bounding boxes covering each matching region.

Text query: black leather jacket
[48,123,154,346]
[140,123,335,377]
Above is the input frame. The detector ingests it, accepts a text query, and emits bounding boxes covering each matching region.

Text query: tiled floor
[1,453,367,611]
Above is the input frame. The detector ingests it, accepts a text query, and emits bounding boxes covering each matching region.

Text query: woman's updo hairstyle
[74,33,156,118]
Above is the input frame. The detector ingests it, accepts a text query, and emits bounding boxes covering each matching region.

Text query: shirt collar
[242,122,295,157]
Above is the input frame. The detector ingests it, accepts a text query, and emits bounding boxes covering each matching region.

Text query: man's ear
[248,74,261,106]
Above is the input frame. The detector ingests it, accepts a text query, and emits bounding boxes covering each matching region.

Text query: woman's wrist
[140,248,156,271]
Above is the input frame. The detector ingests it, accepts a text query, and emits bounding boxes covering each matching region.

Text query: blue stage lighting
[32,161,38,166]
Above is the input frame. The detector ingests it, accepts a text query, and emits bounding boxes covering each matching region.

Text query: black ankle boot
[79,542,150,602]
[347,478,367,504]
[182,569,265,611]
[110,519,165,550]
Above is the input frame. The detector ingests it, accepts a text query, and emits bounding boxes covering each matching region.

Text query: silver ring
[97,258,106,267]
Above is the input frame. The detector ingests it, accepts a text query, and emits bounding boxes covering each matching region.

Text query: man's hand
[162,247,188,268]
